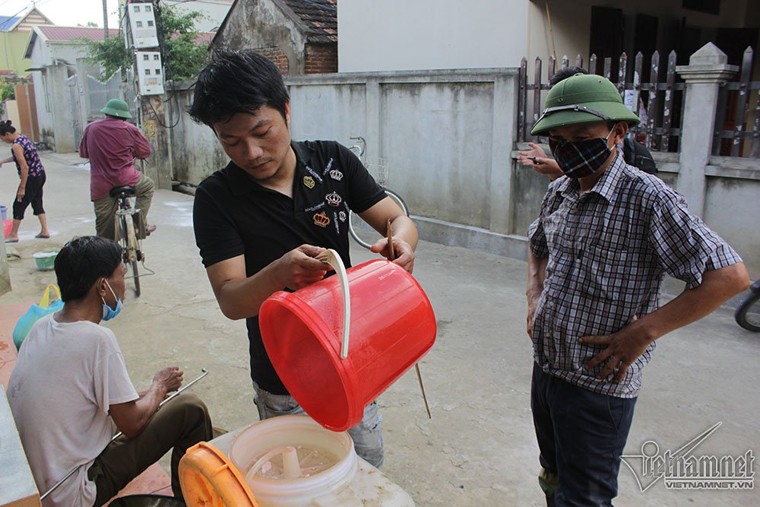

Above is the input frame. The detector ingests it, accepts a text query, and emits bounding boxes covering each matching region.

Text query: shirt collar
[291,141,315,168]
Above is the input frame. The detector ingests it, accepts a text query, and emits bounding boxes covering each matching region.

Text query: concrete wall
[703,160,760,274]
[26,37,91,152]
[27,34,115,153]
[167,64,760,278]
[338,0,530,72]
[166,82,230,186]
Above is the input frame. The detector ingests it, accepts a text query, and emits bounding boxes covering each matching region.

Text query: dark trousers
[12,172,45,219]
[531,363,637,507]
[87,394,212,505]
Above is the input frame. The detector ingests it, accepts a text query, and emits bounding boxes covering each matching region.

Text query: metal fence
[518,48,760,158]
[715,47,760,158]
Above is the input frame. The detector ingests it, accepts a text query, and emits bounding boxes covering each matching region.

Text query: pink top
[79,117,152,200]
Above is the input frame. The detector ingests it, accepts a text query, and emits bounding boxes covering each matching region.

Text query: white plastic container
[228,415,414,507]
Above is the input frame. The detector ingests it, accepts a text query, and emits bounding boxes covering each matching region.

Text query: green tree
[84,5,209,81]
[0,82,15,115]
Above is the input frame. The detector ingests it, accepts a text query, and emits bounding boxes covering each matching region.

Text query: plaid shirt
[529,153,742,398]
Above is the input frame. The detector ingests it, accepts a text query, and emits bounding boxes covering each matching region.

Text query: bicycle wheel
[349,189,409,249]
[123,212,141,297]
[735,290,760,332]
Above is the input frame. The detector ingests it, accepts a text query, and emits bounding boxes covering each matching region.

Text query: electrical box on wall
[136,51,165,95]
[127,2,159,49]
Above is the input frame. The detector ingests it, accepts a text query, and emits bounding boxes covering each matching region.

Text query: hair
[55,236,123,302]
[549,66,588,87]
[0,120,16,136]
[188,50,290,127]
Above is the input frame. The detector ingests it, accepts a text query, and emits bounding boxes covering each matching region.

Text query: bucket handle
[317,248,351,359]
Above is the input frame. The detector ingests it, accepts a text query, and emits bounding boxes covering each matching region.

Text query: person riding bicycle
[79,98,157,240]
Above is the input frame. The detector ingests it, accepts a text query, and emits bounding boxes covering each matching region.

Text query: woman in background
[0,120,49,242]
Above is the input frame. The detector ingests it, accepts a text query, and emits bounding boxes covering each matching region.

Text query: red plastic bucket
[259,256,436,431]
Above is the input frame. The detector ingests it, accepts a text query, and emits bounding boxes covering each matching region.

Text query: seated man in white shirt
[8,236,213,507]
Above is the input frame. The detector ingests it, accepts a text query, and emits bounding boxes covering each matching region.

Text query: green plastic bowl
[32,251,58,271]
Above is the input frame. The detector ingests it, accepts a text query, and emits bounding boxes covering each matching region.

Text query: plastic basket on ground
[259,251,436,432]
[32,251,58,271]
[3,218,11,237]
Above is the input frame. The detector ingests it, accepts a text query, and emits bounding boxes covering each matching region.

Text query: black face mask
[549,130,614,179]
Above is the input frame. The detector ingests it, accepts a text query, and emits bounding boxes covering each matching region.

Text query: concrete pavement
[1,151,758,506]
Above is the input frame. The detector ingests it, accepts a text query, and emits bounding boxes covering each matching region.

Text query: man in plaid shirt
[526,74,749,506]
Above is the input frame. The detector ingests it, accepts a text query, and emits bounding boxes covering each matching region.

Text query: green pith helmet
[100,98,132,119]
[530,73,640,136]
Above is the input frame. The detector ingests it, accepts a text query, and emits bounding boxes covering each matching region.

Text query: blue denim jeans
[252,382,384,468]
[531,363,637,507]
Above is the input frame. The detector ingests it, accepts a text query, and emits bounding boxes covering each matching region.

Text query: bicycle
[110,185,148,297]
[735,279,760,332]
[347,137,410,249]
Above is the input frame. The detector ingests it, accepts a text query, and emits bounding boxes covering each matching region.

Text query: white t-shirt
[7,313,138,507]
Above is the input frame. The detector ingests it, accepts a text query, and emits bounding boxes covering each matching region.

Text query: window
[155,68,161,75]
[133,6,140,12]
[145,69,151,75]
[153,54,159,61]
[136,21,143,28]
[147,20,154,27]
[145,6,152,12]
[682,0,720,15]
[143,54,149,61]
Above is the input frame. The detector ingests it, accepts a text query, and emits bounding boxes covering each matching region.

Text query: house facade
[339,0,759,76]
[25,26,120,152]
[0,8,54,79]
[211,0,337,75]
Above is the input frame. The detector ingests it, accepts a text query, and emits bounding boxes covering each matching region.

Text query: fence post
[675,43,737,217]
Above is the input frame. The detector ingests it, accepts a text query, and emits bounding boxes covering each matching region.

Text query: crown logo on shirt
[325,192,342,207]
[330,169,343,181]
[313,212,330,227]
[303,176,316,189]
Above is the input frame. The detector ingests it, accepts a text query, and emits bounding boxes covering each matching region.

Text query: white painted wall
[27,33,53,138]
[165,0,233,32]
[338,0,530,72]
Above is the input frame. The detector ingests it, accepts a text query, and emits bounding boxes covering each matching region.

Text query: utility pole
[102,0,109,39]
[124,0,171,190]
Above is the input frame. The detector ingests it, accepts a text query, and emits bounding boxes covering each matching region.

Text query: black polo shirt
[193,140,385,394]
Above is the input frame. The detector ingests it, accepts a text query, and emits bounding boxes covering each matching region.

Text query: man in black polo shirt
[188,50,418,468]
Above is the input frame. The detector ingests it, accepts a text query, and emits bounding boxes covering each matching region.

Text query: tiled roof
[36,25,120,43]
[282,0,336,44]
[195,32,215,45]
